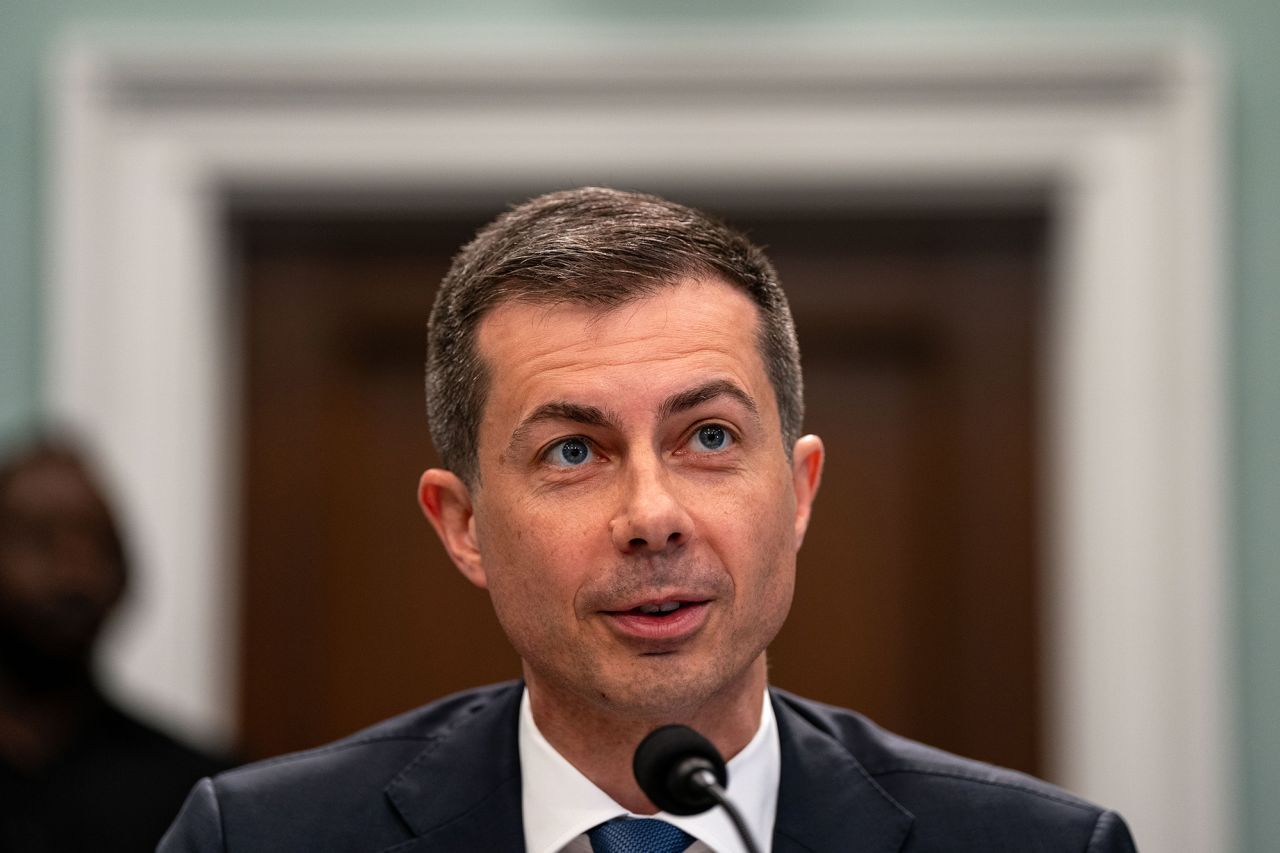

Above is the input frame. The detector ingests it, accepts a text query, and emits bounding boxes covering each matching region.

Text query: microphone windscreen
[633,724,728,815]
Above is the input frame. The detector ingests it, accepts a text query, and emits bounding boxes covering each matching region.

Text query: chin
[593,657,753,720]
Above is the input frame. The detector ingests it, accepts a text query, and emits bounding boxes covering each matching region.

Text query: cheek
[731,508,797,645]
[716,479,798,600]
[710,470,796,551]
[0,543,38,577]
[479,506,600,619]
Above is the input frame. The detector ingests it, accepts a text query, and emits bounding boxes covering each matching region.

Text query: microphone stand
[688,767,763,853]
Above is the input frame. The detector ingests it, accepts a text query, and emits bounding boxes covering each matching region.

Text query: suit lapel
[378,685,525,853]
[770,692,913,853]
[373,684,912,852]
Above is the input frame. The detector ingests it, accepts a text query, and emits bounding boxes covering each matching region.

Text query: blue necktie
[588,817,695,853]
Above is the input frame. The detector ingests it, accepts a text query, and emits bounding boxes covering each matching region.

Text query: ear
[418,468,487,589]
[789,434,825,549]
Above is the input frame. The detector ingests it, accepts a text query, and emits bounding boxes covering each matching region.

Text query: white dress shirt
[519,688,779,853]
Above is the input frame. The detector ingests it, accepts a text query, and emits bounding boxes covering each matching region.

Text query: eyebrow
[504,379,761,457]
[658,379,760,424]
[506,401,621,457]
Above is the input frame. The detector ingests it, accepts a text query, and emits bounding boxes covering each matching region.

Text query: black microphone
[633,725,763,853]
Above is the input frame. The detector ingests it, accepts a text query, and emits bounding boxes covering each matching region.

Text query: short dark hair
[426,187,803,485]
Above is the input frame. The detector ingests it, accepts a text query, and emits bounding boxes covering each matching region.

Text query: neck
[0,653,99,772]
[527,657,767,814]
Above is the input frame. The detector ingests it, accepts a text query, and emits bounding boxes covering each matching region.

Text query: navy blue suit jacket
[159,682,1136,852]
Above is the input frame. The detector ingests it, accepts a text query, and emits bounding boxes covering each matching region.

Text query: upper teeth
[640,602,681,614]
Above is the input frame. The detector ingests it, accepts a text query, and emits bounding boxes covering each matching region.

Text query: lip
[601,599,711,643]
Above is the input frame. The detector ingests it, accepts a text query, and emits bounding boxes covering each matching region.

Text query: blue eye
[692,424,732,452]
[547,437,594,467]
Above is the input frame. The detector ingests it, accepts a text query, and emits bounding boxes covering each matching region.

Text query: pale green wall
[2,1,1276,849]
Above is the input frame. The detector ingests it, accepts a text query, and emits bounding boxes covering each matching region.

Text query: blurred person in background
[0,436,228,852]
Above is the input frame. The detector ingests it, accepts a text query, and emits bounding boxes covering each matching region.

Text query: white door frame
[47,27,1231,852]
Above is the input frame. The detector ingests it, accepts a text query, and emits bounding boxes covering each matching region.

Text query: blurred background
[0,2,1274,852]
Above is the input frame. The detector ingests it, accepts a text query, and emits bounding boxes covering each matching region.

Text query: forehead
[1,459,103,514]
[474,277,772,422]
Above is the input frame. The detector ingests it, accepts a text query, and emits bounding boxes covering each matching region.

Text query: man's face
[423,277,822,719]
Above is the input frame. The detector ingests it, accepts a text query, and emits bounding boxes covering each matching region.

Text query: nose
[610,459,693,555]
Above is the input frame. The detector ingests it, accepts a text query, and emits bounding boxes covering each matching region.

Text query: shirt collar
[519,687,779,853]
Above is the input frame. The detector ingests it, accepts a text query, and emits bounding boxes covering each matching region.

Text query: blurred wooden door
[232,204,1046,774]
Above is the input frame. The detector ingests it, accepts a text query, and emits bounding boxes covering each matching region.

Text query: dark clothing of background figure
[159,681,1137,853]
[0,694,228,853]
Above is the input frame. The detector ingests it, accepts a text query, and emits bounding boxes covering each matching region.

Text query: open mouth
[601,598,711,641]
[634,601,686,616]
[614,600,705,617]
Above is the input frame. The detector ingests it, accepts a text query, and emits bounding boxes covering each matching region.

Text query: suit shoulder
[165,683,523,852]
[216,681,520,790]
[773,689,1091,803]
[771,689,1136,850]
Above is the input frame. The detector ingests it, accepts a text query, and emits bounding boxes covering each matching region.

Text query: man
[0,437,227,852]
[161,188,1136,851]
